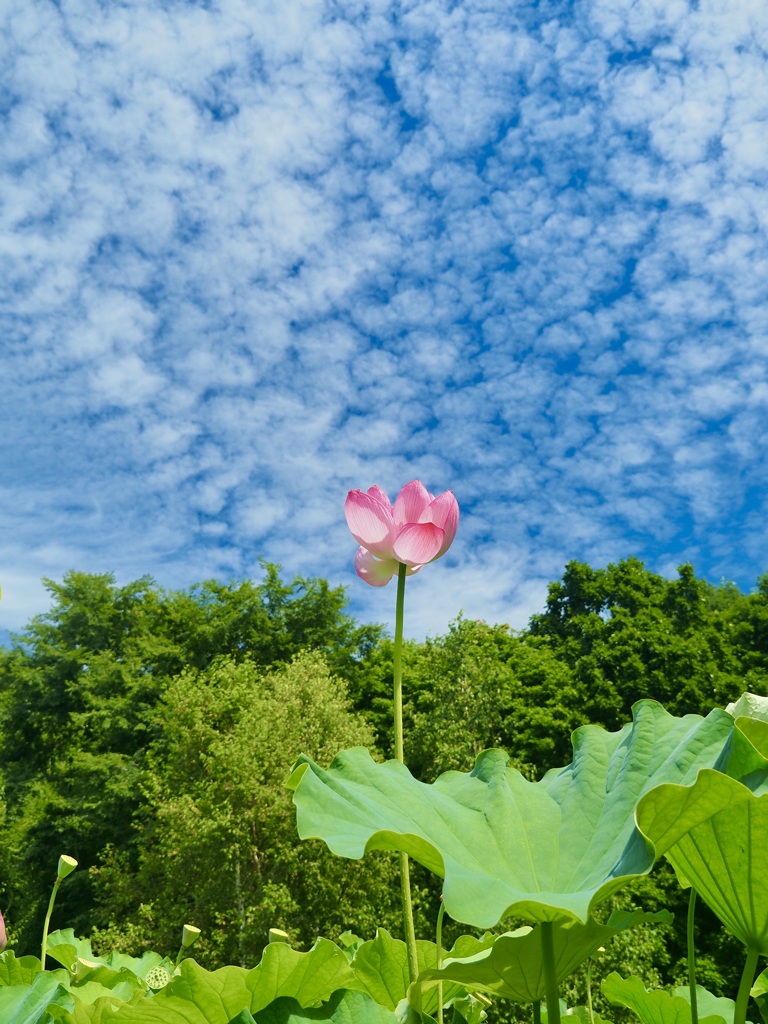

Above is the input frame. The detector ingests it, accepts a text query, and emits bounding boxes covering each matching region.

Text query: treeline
[0,558,767,998]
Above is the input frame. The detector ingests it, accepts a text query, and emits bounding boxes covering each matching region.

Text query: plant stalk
[436,897,446,1024]
[540,922,561,1024]
[586,960,595,1024]
[533,1001,542,1024]
[41,877,62,966]
[687,888,698,1024]
[393,561,418,983]
[734,947,760,1024]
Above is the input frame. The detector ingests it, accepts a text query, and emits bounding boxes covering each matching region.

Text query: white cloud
[1,0,767,640]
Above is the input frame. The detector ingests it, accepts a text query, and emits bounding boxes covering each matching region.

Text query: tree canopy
[0,557,766,1004]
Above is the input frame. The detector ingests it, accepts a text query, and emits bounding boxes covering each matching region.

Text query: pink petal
[420,490,459,558]
[345,490,396,559]
[392,522,445,567]
[366,484,392,512]
[354,547,397,587]
[393,480,432,528]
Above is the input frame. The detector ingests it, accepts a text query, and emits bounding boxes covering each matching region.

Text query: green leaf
[0,971,73,1024]
[349,929,495,1013]
[247,937,359,1011]
[253,990,396,1022]
[602,973,730,1024]
[636,770,768,953]
[410,911,672,1004]
[0,951,44,987]
[750,966,768,1024]
[87,940,362,1023]
[227,1011,257,1024]
[289,702,734,927]
[725,694,768,723]
[46,931,99,971]
[715,717,768,788]
[672,985,740,1024]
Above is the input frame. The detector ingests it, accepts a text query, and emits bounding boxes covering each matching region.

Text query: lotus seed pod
[268,928,290,944]
[57,855,78,879]
[145,965,171,990]
[181,923,201,948]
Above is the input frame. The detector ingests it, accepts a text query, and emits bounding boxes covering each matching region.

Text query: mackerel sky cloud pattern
[1,0,767,639]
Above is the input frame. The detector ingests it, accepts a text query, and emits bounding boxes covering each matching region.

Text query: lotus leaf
[636,770,768,953]
[410,910,671,1005]
[349,928,495,1014]
[602,973,734,1024]
[0,951,44,987]
[289,702,734,927]
[0,970,73,1024]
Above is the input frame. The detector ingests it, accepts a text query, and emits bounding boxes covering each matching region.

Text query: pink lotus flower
[345,480,459,586]
[0,908,6,952]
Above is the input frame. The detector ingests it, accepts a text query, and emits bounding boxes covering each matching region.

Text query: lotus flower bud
[0,908,6,952]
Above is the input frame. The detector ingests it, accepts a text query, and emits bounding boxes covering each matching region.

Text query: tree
[0,566,383,955]
[89,652,403,965]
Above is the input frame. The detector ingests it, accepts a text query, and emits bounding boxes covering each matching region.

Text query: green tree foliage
[89,651,402,966]
[528,558,755,727]
[1,554,767,1010]
[407,616,584,781]
[0,567,383,956]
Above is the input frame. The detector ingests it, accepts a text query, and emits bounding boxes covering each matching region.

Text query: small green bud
[57,855,78,879]
[268,928,290,944]
[181,923,201,948]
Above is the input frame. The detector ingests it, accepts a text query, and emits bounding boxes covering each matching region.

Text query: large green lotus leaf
[749,966,768,1024]
[726,694,768,723]
[70,973,145,1006]
[289,702,734,927]
[0,971,73,1024]
[0,951,44,987]
[47,931,100,971]
[48,995,128,1024]
[715,717,768,789]
[636,770,768,953]
[45,931,168,988]
[349,928,495,1014]
[672,985,741,1024]
[96,941,361,1023]
[602,973,733,1024]
[410,910,672,1005]
[253,990,396,1022]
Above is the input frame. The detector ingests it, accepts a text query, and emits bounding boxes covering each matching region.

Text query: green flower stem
[586,960,595,1024]
[393,561,418,983]
[734,947,760,1024]
[393,562,407,763]
[687,888,698,1024]
[436,898,446,1024]
[41,877,62,966]
[540,923,561,1024]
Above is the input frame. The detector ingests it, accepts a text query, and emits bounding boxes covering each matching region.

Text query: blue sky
[2,0,768,641]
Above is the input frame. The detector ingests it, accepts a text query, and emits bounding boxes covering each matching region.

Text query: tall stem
[734,947,759,1024]
[687,888,698,1024]
[393,562,407,763]
[540,923,561,1024]
[586,960,595,1024]
[393,561,418,983]
[41,878,62,966]
[436,898,446,1024]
